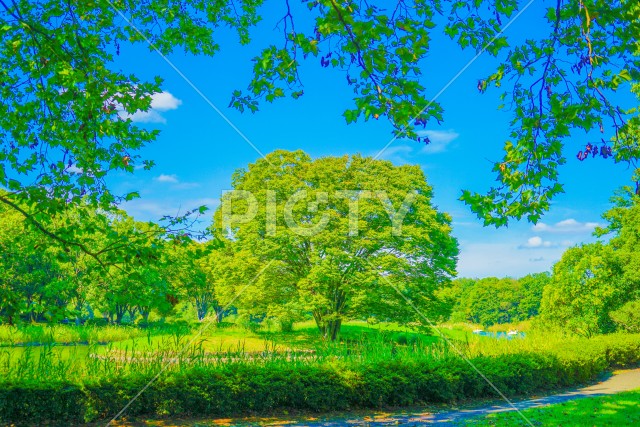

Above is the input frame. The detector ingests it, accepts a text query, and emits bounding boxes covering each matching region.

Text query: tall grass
[2,321,639,386]
[0,324,147,345]
[0,325,460,382]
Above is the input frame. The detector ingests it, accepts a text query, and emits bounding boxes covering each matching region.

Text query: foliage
[517,272,550,318]
[211,150,458,340]
[460,0,640,225]
[610,300,640,333]
[0,202,71,324]
[539,243,626,337]
[0,200,174,325]
[0,1,638,257]
[166,240,226,322]
[0,0,222,260]
[442,274,549,327]
[597,189,640,296]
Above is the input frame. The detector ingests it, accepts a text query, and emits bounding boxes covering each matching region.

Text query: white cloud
[119,91,182,124]
[150,91,182,111]
[156,174,179,183]
[532,218,601,233]
[518,235,575,250]
[376,129,460,162]
[526,236,543,247]
[518,236,562,249]
[418,129,459,154]
[154,174,200,190]
[126,110,167,124]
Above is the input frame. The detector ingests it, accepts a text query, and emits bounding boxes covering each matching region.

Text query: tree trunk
[74,300,85,326]
[128,306,138,323]
[114,304,127,324]
[195,296,208,321]
[312,310,327,337]
[328,319,342,341]
[312,310,342,341]
[215,305,224,323]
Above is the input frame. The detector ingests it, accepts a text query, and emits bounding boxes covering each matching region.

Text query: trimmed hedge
[1,334,639,426]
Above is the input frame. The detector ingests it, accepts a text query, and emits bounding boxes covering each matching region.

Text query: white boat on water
[472,329,483,334]
[507,330,518,336]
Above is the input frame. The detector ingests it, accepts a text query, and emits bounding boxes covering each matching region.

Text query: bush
[0,381,84,426]
[2,334,640,425]
[84,318,109,327]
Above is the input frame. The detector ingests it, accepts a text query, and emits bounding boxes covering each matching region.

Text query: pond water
[473,330,526,339]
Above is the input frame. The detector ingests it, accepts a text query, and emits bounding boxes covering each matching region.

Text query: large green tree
[212,150,458,340]
[1,0,638,256]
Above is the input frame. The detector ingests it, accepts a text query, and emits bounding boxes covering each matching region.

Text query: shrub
[2,333,640,425]
[0,381,84,426]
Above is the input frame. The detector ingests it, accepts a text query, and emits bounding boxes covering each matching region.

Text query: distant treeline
[441,187,640,336]
[439,273,549,327]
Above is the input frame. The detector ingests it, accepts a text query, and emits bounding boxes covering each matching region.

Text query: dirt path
[274,368,640,426]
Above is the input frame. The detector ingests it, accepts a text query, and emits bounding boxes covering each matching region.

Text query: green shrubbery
[2,333,639,426]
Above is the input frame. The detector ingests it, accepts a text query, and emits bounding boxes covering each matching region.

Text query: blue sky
[110,2,634,278]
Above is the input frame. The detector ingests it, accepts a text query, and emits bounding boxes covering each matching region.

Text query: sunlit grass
[0,320,456,382]
[0,323,146,345]
[2,319,637,388]
[464,389,640,426]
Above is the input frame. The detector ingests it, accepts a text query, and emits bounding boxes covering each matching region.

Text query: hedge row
[2,334,639,426]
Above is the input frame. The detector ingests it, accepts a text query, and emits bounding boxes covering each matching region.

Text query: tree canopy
[211,150,458,339]
[1,0,639,258]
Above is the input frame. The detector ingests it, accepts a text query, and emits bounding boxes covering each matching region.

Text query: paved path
[279,368,640,426]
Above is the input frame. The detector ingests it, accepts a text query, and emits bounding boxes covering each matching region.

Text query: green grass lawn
[464,389,640,426]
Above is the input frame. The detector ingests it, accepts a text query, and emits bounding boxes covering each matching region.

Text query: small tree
[169,240,224,322]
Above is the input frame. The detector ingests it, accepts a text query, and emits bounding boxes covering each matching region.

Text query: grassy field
[465,389,640,426]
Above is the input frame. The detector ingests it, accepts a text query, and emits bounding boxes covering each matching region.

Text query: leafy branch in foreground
[1,0,639,258]
[0,0,225,259]
[457,0,640,225]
